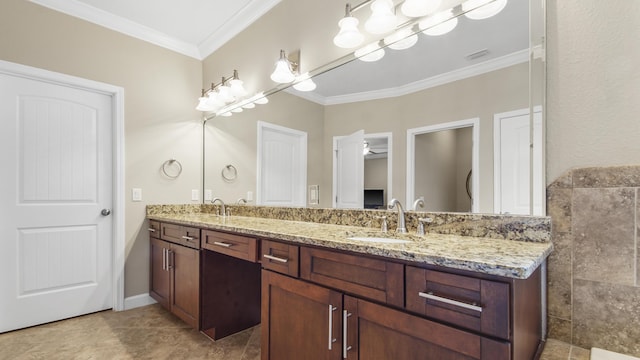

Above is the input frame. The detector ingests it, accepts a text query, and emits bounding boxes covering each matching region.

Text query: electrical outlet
[247,191,253,201]
[191,189,199,201]
[132,188,142,202]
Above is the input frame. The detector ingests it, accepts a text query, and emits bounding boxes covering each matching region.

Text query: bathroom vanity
[147,206,551,360]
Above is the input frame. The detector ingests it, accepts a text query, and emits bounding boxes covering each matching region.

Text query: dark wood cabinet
[149,223,200,329]
[261,239,299,277]
[345,295,510,360]
[261,269,342,360]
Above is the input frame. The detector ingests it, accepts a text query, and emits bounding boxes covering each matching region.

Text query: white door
[333,130,364,209]
[257,121,307,207]
[0,72,113,332]
[494,108,543,215]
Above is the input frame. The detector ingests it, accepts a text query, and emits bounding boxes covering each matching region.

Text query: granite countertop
[148,213,552,279]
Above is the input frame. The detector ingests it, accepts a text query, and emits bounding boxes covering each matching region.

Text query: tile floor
[0,304,587,360]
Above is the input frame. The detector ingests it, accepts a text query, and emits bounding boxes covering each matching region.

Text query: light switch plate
[191,189,199,201]
[132,188,142,202]
[204,189,212,201]
[308,185,319,205]
[246,191,253,201]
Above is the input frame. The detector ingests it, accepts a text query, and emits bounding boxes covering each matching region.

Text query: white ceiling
[29,0,282,60]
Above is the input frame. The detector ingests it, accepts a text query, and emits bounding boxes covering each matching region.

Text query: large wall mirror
[203,0,546,215]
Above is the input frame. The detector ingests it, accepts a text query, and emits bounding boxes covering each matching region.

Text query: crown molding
[198,0,282,59]
[321,49,529,106]
[29,0,281,60]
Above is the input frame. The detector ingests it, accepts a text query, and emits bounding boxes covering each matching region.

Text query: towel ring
[221,164,237,182]
[162,159,182,179]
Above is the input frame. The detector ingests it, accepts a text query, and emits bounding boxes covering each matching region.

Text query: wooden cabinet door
[344,296,510,360]
[261,270,342,360]
[149,238,170,309]
[170,244,200,329]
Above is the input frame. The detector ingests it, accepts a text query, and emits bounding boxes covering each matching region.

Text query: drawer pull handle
[328,305,337,350]
[263,254,288,263]
[213,241,232,248]
[148,228,156,232]
[181,236,195,241]
[418,291,483,313]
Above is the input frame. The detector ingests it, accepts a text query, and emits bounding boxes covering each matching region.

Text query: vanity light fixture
[196,70,248,112]
[355,41,386,62]
[364,0,398,35]
[462,0,508,20]
[400,0,442,18]
[270,49,297,84]
[419,9,458,36]
[333,4,365,48]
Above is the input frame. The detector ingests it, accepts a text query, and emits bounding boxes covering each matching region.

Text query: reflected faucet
[236,198,247,205]
[388,198,407,234]
[211,197,226,217]
[413,198,424,210]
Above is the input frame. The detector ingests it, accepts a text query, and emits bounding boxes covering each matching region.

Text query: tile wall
[547,165,640,356]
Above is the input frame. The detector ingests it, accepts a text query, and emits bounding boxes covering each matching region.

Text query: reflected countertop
[148,213,552,279]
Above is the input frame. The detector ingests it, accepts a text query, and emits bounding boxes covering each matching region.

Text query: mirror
[203,0,545,215]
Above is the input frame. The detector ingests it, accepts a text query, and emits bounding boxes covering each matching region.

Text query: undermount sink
[347,236,411,244]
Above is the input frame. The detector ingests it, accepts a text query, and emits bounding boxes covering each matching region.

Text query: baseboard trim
[123,293,156,310]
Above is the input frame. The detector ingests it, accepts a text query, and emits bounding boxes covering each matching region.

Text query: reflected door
[494,108,543,215]
[257,121,307,207]
[0,72,113,332]
[333,130,364,209]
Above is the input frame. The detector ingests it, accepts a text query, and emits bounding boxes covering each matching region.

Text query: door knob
[101,209,112,216]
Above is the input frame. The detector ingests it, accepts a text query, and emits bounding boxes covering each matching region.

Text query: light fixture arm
[200,70,242,97]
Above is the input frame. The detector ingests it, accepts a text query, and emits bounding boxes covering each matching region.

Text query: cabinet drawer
[160,223,201,249]
[406,266,510,340]
[261,240,299,277]
[148,220,161,239]
[300,247,404,308]
[202,230,258,262]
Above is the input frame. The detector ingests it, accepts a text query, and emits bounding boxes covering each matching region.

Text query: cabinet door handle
[418,291,483,312]
[342,310,352,358]
[263,254,288,263]
[213,241,232,248]
[162,248,166,271]
[148,228,156,232]
[328,305,337,350]
[181,235,195,241]
[167,250,173,270]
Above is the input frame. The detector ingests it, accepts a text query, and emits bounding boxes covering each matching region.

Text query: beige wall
[0,0,203,298]
[546,0,640,182]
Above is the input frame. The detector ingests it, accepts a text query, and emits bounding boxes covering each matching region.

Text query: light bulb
[253,93,269,105]
[385,28,419,50]
[293,73,317,92]
[270,50,296,83]
[365,0,398,35]
[206,91,224,109]
[462,0,507,20]
[229,78,246,97]
[401,0,442,18]
[196,97,214,112]
[217,84,235,103]
[420,10,458,36]
[333,16,364,48]
[355,42,385,62]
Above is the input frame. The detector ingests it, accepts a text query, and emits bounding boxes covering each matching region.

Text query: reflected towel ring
[221,164,237,182]
[162,159,182,179]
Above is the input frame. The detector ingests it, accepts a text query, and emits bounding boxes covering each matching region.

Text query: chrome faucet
[211,197,226,217]
[236,198,247,205]
[413,198,425,210]
[388,198,407,233]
